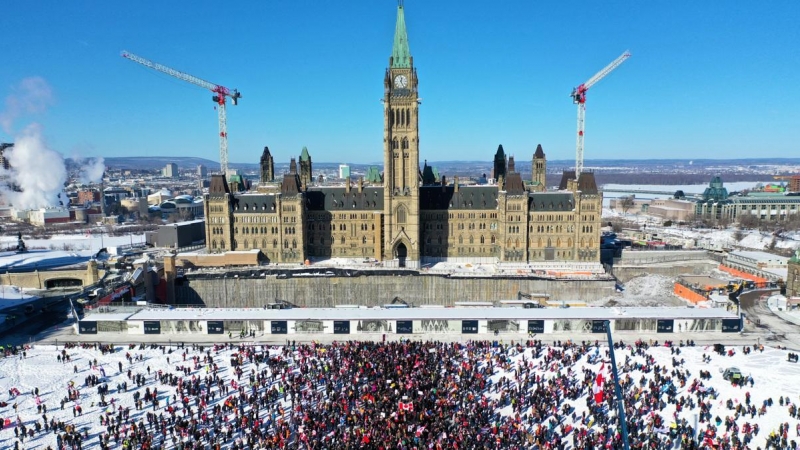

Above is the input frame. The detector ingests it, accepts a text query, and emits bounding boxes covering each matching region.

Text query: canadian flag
[593,362,605,404]
[398,400,414,413]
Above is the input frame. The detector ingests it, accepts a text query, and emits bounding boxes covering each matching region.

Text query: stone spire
[260,146,274,183]
[391,4,411,68]
[493,145,507,183]
[299,147,312,187]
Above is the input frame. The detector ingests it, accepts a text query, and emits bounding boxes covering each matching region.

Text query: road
[739,289,800,348]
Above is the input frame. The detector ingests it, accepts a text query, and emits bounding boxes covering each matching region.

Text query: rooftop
[729,250,789,263]
[84,306,738,322]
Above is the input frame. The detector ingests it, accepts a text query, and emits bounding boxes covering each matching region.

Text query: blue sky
[2,1,798,166]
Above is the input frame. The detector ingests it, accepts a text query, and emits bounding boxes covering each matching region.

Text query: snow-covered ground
[1,341,799,449]
[0,233,146,272]
[604,208,800,252]
[0,233,146,253]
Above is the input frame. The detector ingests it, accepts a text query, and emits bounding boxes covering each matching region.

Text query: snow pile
[594,274,684,307]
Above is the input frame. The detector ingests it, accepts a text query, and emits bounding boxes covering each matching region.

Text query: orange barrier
[674,282,707,304]
[718,265,769,288]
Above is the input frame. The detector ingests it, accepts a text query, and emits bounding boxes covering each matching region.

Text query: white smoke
[0,76,54,134]
[1,124,68,209]
[77,156,105,184]
[0,77,103,210]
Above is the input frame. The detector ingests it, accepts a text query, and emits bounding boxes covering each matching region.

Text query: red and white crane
[571,50,630,178]
[121,50,241,177]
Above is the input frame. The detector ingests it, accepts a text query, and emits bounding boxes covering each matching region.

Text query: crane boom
[121,50,241,176]
[570,51,630,178]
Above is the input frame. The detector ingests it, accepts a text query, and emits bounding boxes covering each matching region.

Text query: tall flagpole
[604,320,630,450]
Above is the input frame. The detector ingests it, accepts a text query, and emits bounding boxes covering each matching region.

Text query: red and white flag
[593,362,605,403]
[398,401,414,412]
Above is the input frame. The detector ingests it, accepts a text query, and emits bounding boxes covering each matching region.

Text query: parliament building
[203,5,602,269]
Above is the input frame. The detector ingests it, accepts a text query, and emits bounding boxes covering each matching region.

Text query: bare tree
[620,195,636,214]
[738,214,760,230]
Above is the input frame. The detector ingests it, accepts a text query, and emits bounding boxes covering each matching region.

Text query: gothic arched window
[397,205,407,224]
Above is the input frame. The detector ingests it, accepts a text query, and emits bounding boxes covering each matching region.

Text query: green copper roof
[299,146,310,161]
[366,166,382,183]
[391,6,411,68]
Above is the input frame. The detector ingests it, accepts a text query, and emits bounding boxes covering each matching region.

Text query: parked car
[722,367,743,381]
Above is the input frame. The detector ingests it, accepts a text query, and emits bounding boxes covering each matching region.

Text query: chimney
[345,177,351,193]
[358,176,364,193]
[289,158,297,175]
[454,176,459,193]
[508,156,516,172]
[441,175,447,191]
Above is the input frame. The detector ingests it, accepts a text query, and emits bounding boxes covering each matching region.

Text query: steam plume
[77,156,106,184]
[1,124,68,209]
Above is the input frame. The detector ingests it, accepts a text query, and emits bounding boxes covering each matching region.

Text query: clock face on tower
[394,75,408,89]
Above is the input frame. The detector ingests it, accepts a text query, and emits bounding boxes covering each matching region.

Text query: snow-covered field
[0,233,146,253]
[1,341,799,449]
[0,233,146,272]
[603,208,800,252]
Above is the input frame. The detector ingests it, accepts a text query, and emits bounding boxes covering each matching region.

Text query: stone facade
[259,147,274,183]
[202,4,601,266]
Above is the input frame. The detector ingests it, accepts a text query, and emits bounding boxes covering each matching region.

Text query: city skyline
[2,1,798,166]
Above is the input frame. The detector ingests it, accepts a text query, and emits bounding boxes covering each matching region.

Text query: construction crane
[121,50,241,177]
[571,51,630,178]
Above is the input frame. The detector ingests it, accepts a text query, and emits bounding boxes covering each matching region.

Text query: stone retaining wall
[175,275,617,308]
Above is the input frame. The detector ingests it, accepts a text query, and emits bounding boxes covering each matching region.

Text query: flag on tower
[593,362,605,404]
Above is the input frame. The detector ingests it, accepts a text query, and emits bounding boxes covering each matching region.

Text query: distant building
[163,163,178,178]
[29,208,71,226]
[726,250,789,282]
[0,143,11,170]
[695,177,800,222]
[120,197,150,219]
[614,177,800,224]
[77,190,101,205]
[197,164,208,178]
[103,187,130,203]
[148,189,172,206]
[339,164,351,180]
[145,219,205,249]
[159,195,204,219]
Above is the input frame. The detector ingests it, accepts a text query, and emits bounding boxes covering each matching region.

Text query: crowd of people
[0,338,797,449]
